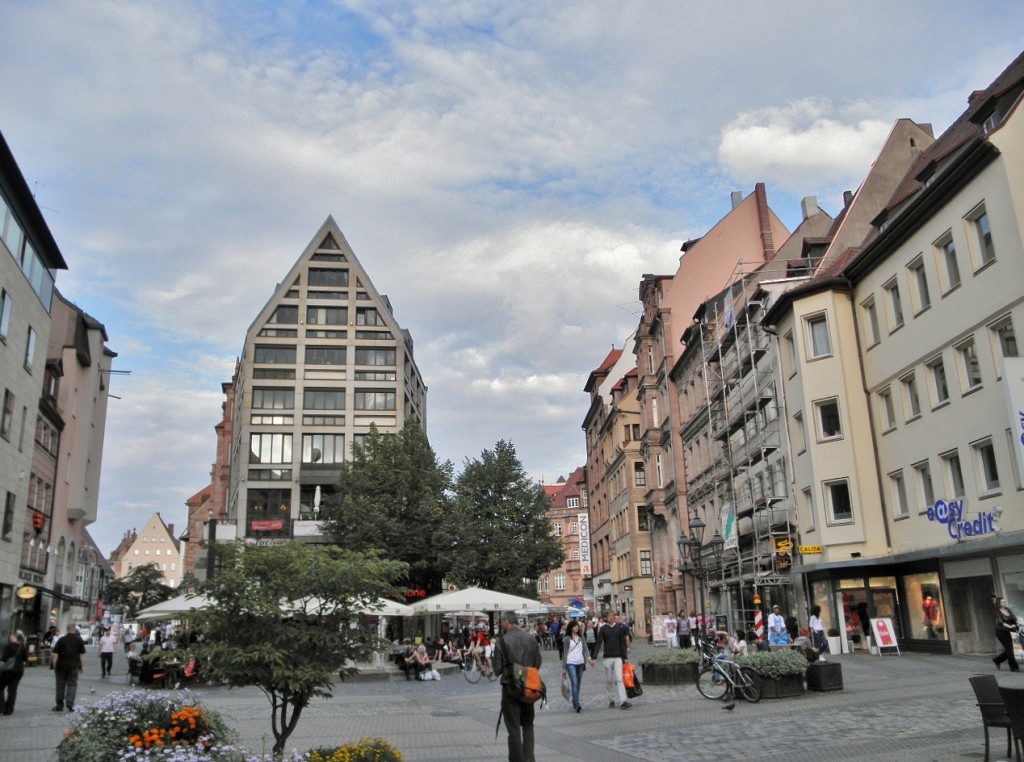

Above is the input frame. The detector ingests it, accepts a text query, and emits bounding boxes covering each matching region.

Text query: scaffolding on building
[687,257,805,634]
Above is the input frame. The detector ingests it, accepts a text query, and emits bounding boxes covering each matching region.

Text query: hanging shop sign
[578,513,591,578]
[799,545,823,555]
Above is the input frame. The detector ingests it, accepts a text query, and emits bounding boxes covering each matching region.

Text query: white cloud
[718,99,892,194]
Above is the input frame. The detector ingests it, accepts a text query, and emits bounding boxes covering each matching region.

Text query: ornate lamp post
[678,516,725,641]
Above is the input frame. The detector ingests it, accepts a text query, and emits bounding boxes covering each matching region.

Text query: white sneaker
[818,657,827,663]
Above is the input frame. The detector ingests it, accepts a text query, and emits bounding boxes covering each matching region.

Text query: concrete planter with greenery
[638,648,701,685]
[736,649,808,699]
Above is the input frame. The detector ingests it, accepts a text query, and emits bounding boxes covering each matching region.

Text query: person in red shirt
[472,625,492,675]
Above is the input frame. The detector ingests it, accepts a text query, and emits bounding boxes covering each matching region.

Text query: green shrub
[638,648,700,666]
[308,738,404,762]
[735,649,809,678]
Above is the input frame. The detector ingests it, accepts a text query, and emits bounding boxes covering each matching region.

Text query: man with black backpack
[493,611,542,762]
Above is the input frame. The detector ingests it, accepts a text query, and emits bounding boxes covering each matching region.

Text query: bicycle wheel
[485,663,499,682]
[695,664,729,700]
[735,667,762,703]
[464,660,482,684]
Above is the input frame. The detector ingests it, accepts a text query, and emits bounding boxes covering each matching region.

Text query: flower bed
[55,690,404,761]
[638,648,701,685]
[736,649,807,699]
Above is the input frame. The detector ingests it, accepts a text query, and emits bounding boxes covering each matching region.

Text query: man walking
[98,627,116,678]
[493,611,542,762]
[51,623,86,712]
[122,625,134,654]
[590,610,632,709]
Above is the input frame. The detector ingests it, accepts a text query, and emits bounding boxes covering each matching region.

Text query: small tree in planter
[736,649,808,698]
[638,648,701,684]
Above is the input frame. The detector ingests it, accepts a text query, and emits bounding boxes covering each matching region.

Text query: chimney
[968,90,985,106]
[843,190,854,208]
[754,183,775,261]
[167,523,175,537]
[731,191,743,209]
[801,196,818,220]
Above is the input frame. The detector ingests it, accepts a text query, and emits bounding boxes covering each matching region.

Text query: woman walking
[994,597,1020,672]
[562,619,588,712]
[809,605,828,654]
[0,630,28,715]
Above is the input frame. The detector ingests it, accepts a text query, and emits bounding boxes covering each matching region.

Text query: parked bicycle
[695,654,762,703]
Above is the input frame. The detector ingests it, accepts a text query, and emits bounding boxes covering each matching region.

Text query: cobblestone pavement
[2,641,1018,761]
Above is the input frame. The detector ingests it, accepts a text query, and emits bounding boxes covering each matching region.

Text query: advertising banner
[578,512,591,578]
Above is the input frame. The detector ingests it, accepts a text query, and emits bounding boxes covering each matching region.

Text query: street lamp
[679,518,726,640]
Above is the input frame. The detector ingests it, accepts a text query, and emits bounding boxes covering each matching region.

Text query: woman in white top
[562,619,589,713]
[809,605,827,653]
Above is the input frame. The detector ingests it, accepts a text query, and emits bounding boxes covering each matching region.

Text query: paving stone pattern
[0,641,1014,761]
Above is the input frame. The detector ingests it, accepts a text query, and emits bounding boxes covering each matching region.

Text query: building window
[640,550,652,576]
[567,498,579,509]
[0,290,10,340]
[900,372,921,420]
[565,520,577,535]
[968,207,996,269]
[907,256,931,314]
[302,433,344,464]
[555,573,566,591]
[252,388,294,410]
[815,398,842,440]
[890,470,909,519]
[973,438,1000,495]
[268,305,298,324]
[824,480,853,524]
[655,454,664,488]
[354,390,395,411]
[806,313,832,358]
[305,346,346,365]
[783,330,797,377]
[876,389,892,432]
[0,390,13,440]
[2,491,14,539]
[802,487,815,532]
[989,316,1018,376]
[793,411,806,452]
[24,327,36,371]
[941,450,966,499]
[355,308,386,326]
[884,278,904,331]
[913,460,935,513]
[303,389,345,409]
[956,338,983,392]
[254,345,296,364]
[246,488,291,538]
[308,268,349,287]
[861,297,880,346]
[634,463,646,487]
[637,506,649,531]
[553,523,562,537]
[306,306,347,325]
[249,433,293,464]
[926,356,950,406]
[571,547,580,560]
[935,233,961,292]
[354,347,396,366]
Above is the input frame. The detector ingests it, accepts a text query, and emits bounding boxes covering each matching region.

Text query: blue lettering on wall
[925,499,999,541]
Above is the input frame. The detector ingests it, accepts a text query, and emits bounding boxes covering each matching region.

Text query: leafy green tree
[441,439,564,597]
[190,541,406,756]
[103,563,173,619]
[320,424,453,596]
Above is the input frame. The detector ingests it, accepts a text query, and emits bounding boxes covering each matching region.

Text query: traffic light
[32,511,43,533]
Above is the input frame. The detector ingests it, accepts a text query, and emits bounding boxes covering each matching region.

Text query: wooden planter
[757,673,805,698]
[642,662,698,685]
[806,661,843,691]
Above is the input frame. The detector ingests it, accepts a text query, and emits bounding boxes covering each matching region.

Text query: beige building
[210,217,427,546]
[764,51,1024,654]
[119,512,182,589]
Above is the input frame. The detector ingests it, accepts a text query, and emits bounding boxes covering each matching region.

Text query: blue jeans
[566,662,584,708]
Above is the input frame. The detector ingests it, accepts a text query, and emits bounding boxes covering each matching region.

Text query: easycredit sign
[925,498,999,542]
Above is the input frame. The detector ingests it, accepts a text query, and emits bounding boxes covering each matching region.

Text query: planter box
[757,673,805,699]
[825,636,842,655]
[806,661,843,691]
[642,662,698,685]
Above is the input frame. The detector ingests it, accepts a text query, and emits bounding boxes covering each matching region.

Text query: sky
[2,1,1022,556]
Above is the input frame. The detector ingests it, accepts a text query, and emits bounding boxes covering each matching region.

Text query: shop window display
[904,572,947,640]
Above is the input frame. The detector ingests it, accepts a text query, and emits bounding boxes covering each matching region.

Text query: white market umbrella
[412,586,545,614]
[135,594,212,622]
[288,596,414,617]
